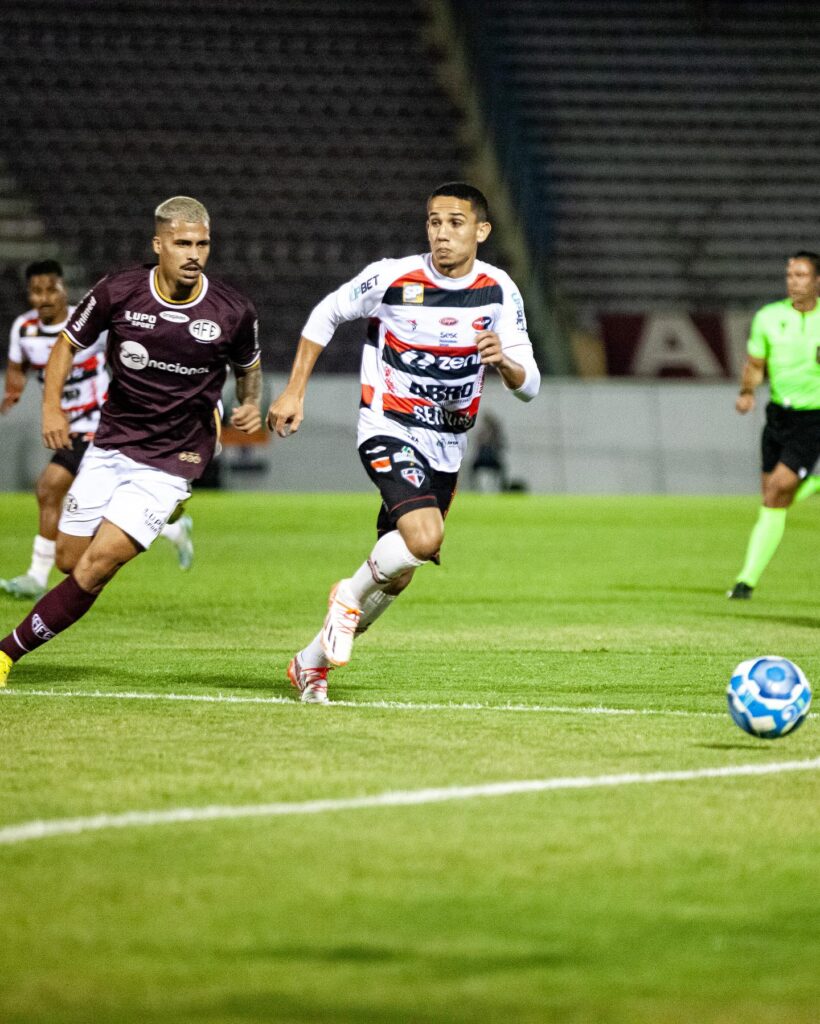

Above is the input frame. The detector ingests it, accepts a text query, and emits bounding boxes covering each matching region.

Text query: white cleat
[0,573,46,601]
[320,580,361,667]
[287,655,330,704]
[175,515,194,571]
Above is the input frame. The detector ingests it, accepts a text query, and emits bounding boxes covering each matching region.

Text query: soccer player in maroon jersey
[268,183,540,703]
[0,197,262,686]
[0,260,194,601]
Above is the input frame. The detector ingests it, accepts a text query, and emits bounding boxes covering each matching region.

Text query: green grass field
[0,491,817,1024]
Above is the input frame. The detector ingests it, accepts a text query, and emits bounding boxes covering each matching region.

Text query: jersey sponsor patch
[370,456,391,473]
[402,284,424,304]
[120,340,149,370]
[472,315,492,331]
[160,310,190,324]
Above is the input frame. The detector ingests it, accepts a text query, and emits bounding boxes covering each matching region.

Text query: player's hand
[42,406,71,450]
[475,330,505,368]
[0,392,20,415]
[735,393,755,414]
[266,392,304,437]
[230,402,262,434]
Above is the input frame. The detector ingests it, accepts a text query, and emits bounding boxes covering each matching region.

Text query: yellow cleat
[0,651,12,687]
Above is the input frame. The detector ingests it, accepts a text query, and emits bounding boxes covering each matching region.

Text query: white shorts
[59,444,191,550]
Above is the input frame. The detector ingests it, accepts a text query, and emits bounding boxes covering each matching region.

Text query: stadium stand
[459,0,820,314]
[0,0,474,371]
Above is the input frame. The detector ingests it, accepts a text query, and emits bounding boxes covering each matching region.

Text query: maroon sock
[0,574,98,661]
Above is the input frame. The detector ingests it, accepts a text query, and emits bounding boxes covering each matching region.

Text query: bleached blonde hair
[154,196,210,229]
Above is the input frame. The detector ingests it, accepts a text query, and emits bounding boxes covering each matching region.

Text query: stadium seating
[471,0,820,313]
[0,0,468,370]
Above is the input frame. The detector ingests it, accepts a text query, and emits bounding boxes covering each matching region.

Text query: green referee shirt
[747,299,820,409]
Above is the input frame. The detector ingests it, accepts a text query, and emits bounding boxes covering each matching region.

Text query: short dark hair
[790,250,820,274]
[25,259,63,280]
[428,182,490,222]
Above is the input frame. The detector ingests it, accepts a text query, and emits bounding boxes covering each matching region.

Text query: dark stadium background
[1,0,817,377]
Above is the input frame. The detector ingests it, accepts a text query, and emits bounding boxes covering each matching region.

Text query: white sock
[299,633,331,669]
[161,521,182,543]
[356,589,397,635]
[347,531,424,604]
[28,535,55,587]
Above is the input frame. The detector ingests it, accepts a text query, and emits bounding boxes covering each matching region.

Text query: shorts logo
[160,310,190,324]
[439,317,458,326]
[64,495,78,514]
[120,340,149,370]
[472,315,492,331]
[401,467,425,488]
[392,446,417,464]
[370,456,391,473]
[402,284,424,304]
[31,614,55,641]
[189,319,222,343]
[178,451,202,464]
[144,509,164,535]
[365,445,386,454]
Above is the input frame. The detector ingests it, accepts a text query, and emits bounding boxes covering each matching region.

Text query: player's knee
[55,540,79,575]
[405,524,444,562]
[35,478,62,511]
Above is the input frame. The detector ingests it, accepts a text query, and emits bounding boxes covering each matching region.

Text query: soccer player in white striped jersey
[268,183,540,703]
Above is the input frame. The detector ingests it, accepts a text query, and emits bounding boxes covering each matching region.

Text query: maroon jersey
[63,265,260,479]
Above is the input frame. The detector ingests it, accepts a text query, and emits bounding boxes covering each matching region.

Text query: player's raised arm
[266,337,324,437]
[41,333,75,450]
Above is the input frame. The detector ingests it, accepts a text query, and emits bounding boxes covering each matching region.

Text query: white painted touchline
[0,688,723,717]
[1,759,818,846]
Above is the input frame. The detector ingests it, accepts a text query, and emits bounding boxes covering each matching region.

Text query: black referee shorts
[358,435,458,537]
[761,402,820,476]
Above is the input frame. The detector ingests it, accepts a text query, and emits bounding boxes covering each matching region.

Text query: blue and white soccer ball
[727,656,812,739]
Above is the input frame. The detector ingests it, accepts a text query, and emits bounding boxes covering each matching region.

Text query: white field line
[0,688,724,718]
[1,759,818,847]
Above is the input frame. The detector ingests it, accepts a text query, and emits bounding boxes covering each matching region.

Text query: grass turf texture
[0,491,817,1024]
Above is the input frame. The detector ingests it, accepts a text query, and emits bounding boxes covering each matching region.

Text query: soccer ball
[727,656,812,739]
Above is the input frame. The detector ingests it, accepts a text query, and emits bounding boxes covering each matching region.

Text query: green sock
[736,506,787,587]
[794,474,820,503]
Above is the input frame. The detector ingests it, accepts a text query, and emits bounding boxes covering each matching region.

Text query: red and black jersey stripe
[381,331,482,381]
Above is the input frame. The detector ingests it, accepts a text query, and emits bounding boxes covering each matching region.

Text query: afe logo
[189,319,221,343]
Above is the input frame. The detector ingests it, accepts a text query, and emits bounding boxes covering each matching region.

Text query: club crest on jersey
[401,466,425,488]
[189,319,222,343]
[402,284,424,305]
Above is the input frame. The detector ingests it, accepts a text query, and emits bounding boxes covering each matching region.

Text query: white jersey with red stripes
[8,305,108,434]
[302,253,539,472]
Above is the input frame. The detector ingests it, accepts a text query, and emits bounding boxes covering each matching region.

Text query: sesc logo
[160,310,190,324]
[120,340,149,370]
[189,319,221,343]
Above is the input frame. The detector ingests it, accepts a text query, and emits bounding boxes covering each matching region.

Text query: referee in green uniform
[729,251,820,598]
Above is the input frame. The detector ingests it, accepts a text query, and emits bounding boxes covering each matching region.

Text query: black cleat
[727,582,753,600]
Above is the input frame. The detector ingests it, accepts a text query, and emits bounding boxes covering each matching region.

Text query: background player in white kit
[268,182,540,703]
[0,260,193,600]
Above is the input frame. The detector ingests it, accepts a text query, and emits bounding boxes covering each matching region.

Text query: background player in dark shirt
[0,197,262,685]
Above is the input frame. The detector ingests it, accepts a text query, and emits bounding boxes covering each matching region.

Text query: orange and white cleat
[287,654,330,704]
[320,579,361,667]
